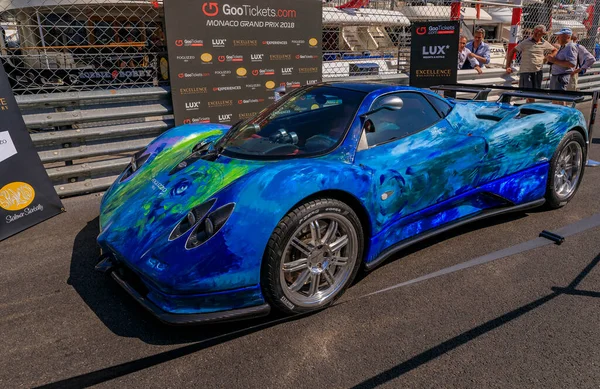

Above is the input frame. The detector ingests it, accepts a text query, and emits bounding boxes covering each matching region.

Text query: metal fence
[0,0,167,95]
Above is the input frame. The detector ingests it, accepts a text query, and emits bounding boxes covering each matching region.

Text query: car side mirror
[361,96,404,118]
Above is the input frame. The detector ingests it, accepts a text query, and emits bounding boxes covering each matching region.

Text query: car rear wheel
[545,130,586,209]
[262,198,364,314]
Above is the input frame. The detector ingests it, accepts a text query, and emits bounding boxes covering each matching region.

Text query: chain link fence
[0,0,598,93]
[0,0,167,95]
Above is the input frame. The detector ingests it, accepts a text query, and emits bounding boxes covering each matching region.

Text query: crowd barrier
[18,62,600,198]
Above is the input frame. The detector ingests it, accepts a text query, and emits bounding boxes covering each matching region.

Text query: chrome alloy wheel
[554,141,583,200]
[280,213,359,308]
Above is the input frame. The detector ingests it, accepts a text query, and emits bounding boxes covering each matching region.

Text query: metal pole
[586,0,600,52]
[587,91,600,167]
[507,0,522,64]
[35,11,50,69]
[451,0,461,21]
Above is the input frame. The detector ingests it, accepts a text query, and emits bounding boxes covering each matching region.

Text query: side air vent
[516,108,545,119]
[475,113,502,122]
[169,140,218,175]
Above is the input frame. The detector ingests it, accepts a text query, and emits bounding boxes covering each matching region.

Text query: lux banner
[409,21,460,88]
[0,64,63,241]
[164,0,323,126]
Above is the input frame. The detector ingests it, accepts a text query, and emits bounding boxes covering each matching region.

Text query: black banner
[0,64,63,241]
[164,0,323,126]
[409,21,459,88]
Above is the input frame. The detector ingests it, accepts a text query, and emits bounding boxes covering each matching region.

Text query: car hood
[98,125,268,264]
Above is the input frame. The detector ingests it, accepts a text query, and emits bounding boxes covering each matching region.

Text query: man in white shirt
[458,35,483,74]
[568,32,596,91]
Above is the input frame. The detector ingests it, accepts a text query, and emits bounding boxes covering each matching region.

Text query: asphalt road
[2,102,600,388]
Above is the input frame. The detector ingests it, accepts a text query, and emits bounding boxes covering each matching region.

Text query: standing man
[506,25,557,93]
[568,32,595,91]
[545,28,577,94]
[462,28,490,69]
[458,35,483,74]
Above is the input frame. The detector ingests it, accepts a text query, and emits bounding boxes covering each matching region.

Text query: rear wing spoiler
[430,83,599,167]
[430,83,588,105]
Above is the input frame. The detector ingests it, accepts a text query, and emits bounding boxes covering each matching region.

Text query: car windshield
[219,85,366,159]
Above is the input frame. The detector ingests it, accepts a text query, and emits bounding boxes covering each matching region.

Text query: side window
[426,94,453,117]
[366,92,441,146]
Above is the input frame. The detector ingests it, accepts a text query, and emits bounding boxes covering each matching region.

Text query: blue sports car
[97,83,588,324]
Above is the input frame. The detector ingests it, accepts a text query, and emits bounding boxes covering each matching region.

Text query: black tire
[261,198,364,315]
[545,130,586,209]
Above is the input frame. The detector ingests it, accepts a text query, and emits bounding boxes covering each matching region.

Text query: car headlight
[186,203,235,249]
[169,198,216,241]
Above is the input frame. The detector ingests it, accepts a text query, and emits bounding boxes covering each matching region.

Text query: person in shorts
[567,32,595,91]
[545,28,577,96]
[506,25,557,93]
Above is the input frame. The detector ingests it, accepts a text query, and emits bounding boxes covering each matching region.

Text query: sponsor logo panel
[200,53,213,63]
[208,100,234,108]
[175,39,204,47]
[184,117,211,124]
[252,68,275,76]
[239,112,258,120]
[296,54,319,60]
[233,40,258,47]
[217,54,244,63]
[176,55,196,62]
[218,114,233,123]
[270,54,292,61]
[299,67,319,74]
[185,101,202,111]
[262,40,287,45]
[178,72,210,79]
[213,86,242,92]
[180,87,208,95]
[211,38,226,47]
[238,98,265,105]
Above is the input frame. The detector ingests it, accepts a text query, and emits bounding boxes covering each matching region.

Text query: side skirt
[364,198,546,271]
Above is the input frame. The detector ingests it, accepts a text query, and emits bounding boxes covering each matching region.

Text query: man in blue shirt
[545,27,577,96]
[462,28,490,69]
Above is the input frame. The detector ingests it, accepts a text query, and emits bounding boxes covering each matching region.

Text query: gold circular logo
[200,53,213,63]
[236,67,247,76]
[309,38,318,47]
[311,104,320,110]
[265,81,275,89]
[160,58,169,80]
[0,182,35,211]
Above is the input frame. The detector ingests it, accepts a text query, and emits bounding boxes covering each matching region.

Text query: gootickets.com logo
[202,2,219,17]
[416,26,427,35]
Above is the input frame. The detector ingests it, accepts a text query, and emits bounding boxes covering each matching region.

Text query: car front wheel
[262,198,364,315]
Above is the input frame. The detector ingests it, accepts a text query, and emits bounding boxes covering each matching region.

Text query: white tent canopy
[323,7,411,26]
[0,0,153,13]
[398,6,492,22]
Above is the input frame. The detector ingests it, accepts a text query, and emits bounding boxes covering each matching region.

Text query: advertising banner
[165,0,323,126]
[0,64,63,241]
[409,21,459,88]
